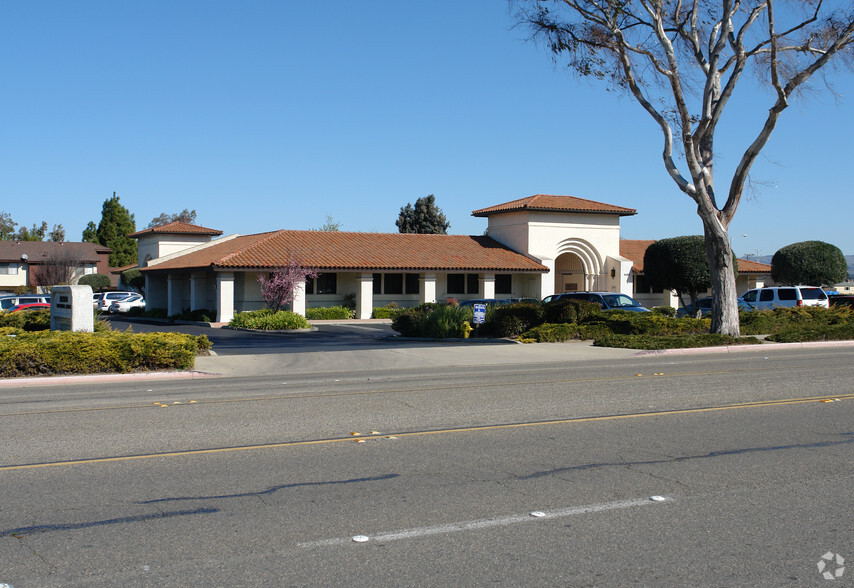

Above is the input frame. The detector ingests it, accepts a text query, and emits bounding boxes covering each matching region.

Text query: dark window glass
[373,273,382,295]
[467,273,479,295]
[384,273,403,295]
[760,289,774,301]
[800,288,825,300]
[405,273,420,294]
[777,288,796,300]
[305,277,315,294]
[496,274,512,294]
[447,274,465,294]
[316,273,337,295]
[742,290,756,302]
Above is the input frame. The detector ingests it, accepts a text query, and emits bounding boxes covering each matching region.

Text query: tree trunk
[703,220,740,337]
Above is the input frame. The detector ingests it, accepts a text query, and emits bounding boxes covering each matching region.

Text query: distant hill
[742,254,854,280]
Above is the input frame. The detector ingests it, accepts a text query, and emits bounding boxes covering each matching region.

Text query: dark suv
[544,292,651,312]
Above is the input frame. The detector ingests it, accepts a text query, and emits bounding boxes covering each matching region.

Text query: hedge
[593,333,762,349]
[229,309,311,330]
[0,331,211,377]
[305,306,352,320]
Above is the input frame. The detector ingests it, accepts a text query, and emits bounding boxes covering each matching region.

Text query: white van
[739,286,829,310]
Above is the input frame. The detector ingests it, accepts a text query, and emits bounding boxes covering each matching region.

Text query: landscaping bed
[390,300,854,350]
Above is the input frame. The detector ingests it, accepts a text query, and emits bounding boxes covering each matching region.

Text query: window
[384,273,403,295]
[372,273,382,295]
[495,274,512,295]
[405,273,420,295]
[633,274,663,294]
[307,273,337,295]
[0,263,18,275]
[759,289,775,302]
[777,288,796,301]
[467,273,479,295]
[447,274,465,294]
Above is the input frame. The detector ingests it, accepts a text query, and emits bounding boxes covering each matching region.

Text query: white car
[109,294,146,313]
[94,291,137,312]
[739,286,829,310]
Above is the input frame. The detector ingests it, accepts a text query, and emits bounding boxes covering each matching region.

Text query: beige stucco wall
[0,263,27,288]
[137,234,216,267]
[486,210,625,298]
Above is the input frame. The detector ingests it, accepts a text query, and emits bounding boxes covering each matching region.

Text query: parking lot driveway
[105,317,459,356]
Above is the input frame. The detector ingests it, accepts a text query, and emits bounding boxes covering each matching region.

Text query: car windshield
[602,294,640,308]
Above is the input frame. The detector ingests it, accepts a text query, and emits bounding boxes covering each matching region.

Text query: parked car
[545,292,651,312]
[0,294,49,310]
[108,294,146,313]
[738,286,829,310]
[7,302,51,313]
[828,294,854,308]
[94,291,137,312]
[676,296,713,318]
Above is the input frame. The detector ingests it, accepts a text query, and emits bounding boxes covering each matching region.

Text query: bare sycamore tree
[33,250,83,287]
[257,260,319,310]
[516,0,854,335]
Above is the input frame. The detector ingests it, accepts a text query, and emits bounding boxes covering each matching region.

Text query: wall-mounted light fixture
[610,267,616,278]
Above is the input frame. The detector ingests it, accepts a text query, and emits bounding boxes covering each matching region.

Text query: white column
[190,272,207,311]
[480,274,495,299]
[356,273,374,319]
[420,273,437,304]
[539,260,556,299]
[216,272,235,323]
[292,280,306,317]
[167,274,183,317]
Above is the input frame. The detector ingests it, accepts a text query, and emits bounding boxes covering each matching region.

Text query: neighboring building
[131,194,771,321]
[0,241,112,292]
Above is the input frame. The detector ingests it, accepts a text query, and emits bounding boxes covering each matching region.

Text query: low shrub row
[305,306,352,320]
[169,308,216,322]
[0,330,211,377]
[229,309,311,330]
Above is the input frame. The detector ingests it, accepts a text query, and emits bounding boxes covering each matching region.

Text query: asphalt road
[1,346,853,586]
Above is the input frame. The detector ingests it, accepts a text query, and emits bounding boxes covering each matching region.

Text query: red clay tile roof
[143,231,549,273]
[735,258,772,273]
[0,241,111,263]
[619,239,657,273]
[128,221,223,238]
[472,194,636,217]
[619,239,772,274]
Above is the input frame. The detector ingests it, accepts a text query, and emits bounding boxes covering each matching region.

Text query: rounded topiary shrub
[483,303,545,338]
[78,273,112,290]
[543,299,600,324]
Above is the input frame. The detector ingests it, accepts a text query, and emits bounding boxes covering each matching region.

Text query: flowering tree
[257,260,318,310]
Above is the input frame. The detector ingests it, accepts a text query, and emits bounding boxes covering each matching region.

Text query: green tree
[147,209,197,228]
[15,221,48,241]
[643,236,711,308]
[92,192,137,267]
[0,212,17,240]
[516,1,854,336]
[315,215,342,232]
[771,241,847,286]
[49,224,65,242]
[121,268,146,293]
[79,273,112,290]
[396,195,450,234]
[82,221,98,243]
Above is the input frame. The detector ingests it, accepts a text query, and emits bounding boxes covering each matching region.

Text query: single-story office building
[132,194,770,322]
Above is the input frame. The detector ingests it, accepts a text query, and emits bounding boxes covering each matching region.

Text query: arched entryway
[554,239,604,293]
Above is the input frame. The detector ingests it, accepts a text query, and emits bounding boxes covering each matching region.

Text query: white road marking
[297,496,670,548]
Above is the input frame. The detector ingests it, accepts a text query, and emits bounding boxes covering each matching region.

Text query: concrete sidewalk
[192,341,637,378]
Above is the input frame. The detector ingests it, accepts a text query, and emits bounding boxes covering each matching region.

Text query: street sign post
[473,303,486,325]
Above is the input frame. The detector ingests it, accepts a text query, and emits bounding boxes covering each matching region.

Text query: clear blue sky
[2,1,853,257]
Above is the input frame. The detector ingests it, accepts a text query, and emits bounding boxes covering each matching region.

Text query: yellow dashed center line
[0,392,849,472]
